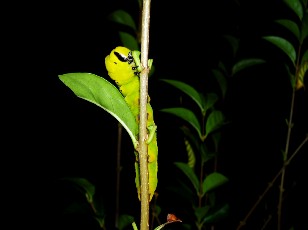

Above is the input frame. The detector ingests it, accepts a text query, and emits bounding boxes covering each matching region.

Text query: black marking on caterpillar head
[114,51,129,62]
[127,52,134,64]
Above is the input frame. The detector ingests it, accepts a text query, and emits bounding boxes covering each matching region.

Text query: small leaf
[263,36,296,65]
[200,144,216,164]
[212,69,227,99]
[108,9,137,31]
[118,214,135,230]
[223,34,240,57]
[167,213,182,223]
[195,206,210,222]
[202,172,229,196]
[205,110,225,136]
[174,162,199,195]
[301,49,308,65]
[61,177,95,203]
[180,126,200,154]
[160,79,205,113]
[296,61,308,90]
[166,180,195,204]
[232,58,266,76]
[184,138,196,168]
[59,73,138,148]
[119,31,139,51]
[203,204,230,224]
[160,107,202,138]
[275,19,300,40]
[212,132,221,152]
[300,13,308,43]
[202,93,219,114]
[283,0,303,20]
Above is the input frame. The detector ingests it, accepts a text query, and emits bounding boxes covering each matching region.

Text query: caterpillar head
[105,46,137,85]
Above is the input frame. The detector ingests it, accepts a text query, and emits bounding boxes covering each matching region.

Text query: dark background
[6,0,307,229]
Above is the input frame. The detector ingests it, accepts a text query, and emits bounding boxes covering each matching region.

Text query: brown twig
[138,1,152,230]
[236,135,308,230]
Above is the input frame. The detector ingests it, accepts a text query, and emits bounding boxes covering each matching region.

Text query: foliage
[53,0,308,230]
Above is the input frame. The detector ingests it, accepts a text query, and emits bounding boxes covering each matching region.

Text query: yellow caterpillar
[105,46,158,201]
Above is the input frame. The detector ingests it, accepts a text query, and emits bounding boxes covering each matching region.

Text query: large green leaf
[174,162,199,195]
[231,58,266,76]
[263,36,296,66]
[275,19,300,41]
[59,73,138,148]
[160,107,202,138]
[202,172,229,196]
[119,31,139,51]
[283,0,304,20]
[205,110,225,137]
[108,9,137,31]
[160,79,205,113]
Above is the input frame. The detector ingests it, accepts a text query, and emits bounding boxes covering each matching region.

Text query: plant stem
[236,135,308,230]
[139,1,152,230]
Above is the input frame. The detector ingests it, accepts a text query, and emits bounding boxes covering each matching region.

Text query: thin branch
[139,1,152,230]
[236,135,308,230]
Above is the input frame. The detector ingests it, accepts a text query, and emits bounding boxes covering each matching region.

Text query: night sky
[7,0,308,229]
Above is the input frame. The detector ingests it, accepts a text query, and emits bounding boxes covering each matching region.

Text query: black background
[6,0,308,229]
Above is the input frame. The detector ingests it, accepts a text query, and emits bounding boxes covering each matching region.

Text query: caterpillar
[105,46,158,201]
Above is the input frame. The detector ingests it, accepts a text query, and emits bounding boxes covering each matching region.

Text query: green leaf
[160,107,202,138]
[297,61,308,89]
[283,0,303,20]
[61,177,95,203]
[301,49,308,65]
[202,172,229,196]
[195,206,210,222]
[262,36,296,65]
[119,31,139,51]
[223,34,240,57]
[202,93,219,114]
[275,19,300,40]
[205,110,225,136]
[160,79,205,113]
[203,204,230,224]
[174,162,199,195]
[58,73,138,148]
[200,144,216,164]
[118,214,135,230]
[212,69,227,99]
[300,13,308,43]
[108,9,137,31]
[166,179,195,204]
[212,132,221,152]
[184,138,196,168]
[180,126,200,154]
[232,58,266,76]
